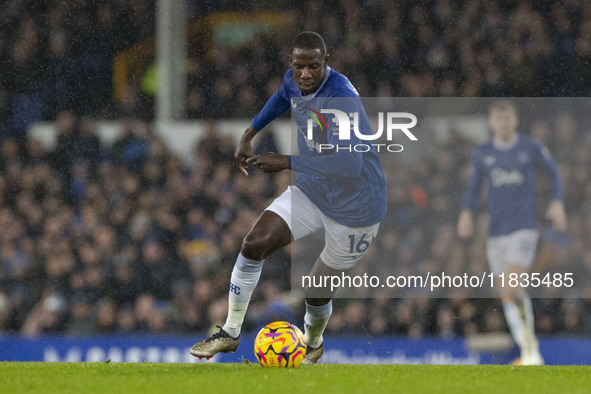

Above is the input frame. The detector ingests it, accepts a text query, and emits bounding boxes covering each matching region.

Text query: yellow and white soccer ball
[254,321,307,368]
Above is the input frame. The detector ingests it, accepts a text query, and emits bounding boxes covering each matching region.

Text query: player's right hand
[546,200,568,232]
[234,141,252,176]
[457,210,474,239]
[234,127,257,176]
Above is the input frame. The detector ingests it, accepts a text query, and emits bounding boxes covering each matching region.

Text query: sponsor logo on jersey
[490,168,524,187]
[297,125,325,153]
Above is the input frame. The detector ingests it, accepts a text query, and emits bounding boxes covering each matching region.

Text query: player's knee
[241,233,274,261]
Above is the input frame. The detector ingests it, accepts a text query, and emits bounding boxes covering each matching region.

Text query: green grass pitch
[1,363,590,394]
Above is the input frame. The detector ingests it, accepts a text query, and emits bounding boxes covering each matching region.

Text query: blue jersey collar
[493,133,519,151]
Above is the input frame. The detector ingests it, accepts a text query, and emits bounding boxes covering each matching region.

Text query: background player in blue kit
[457,100,568,365]
[190,31,386,364]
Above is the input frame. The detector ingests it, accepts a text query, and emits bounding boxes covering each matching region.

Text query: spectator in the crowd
[2,118,589,337]
[2,0,591,339]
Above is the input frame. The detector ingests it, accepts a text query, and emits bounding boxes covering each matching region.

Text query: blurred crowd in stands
[1,110,591,337]
[1,0,591,338]
[3,0,591,131]
[0,0,155,136]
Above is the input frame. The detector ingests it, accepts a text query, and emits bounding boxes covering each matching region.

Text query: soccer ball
[254,321,307,368]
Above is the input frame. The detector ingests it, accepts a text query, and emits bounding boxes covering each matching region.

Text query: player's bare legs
[190,211,291,358]
[301,258,347,364]
[459,211,543,365]
[499,263,543,366]
[241,211,293,261]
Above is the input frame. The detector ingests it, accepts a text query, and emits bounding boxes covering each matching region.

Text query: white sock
[222,253,264,338]
[503,300,525,349]
[304,301,332,348]
[521,294,539,354]
[503,293,537,356]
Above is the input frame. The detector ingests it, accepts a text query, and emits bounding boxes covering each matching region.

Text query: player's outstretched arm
[545,200,568,232]
[235,126,258,176]
[457,209,474,239]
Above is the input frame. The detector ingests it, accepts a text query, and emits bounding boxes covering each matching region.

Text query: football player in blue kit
[190,31,386,364]
[457,100,567,365]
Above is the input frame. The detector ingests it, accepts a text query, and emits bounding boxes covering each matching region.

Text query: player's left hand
[247,153,290,173]
[545,200,568,232]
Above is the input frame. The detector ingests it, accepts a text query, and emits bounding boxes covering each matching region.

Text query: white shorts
[486,229,539,274]
[265,186,380,270]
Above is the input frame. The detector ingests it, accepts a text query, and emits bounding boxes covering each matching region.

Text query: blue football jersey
[252,67,387,227]
[462,134,563,236]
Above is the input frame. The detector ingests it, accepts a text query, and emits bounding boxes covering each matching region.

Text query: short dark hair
[291,31,327,57]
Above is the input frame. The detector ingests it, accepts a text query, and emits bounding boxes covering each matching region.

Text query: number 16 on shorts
[320,222,380,270]
[348,233,375,254]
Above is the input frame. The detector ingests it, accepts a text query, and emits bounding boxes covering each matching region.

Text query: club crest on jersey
[518,151,530,164]
[484,155,496,166]
[305,107,328,134]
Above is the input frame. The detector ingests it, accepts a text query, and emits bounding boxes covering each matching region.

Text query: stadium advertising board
[1,335,590,365]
